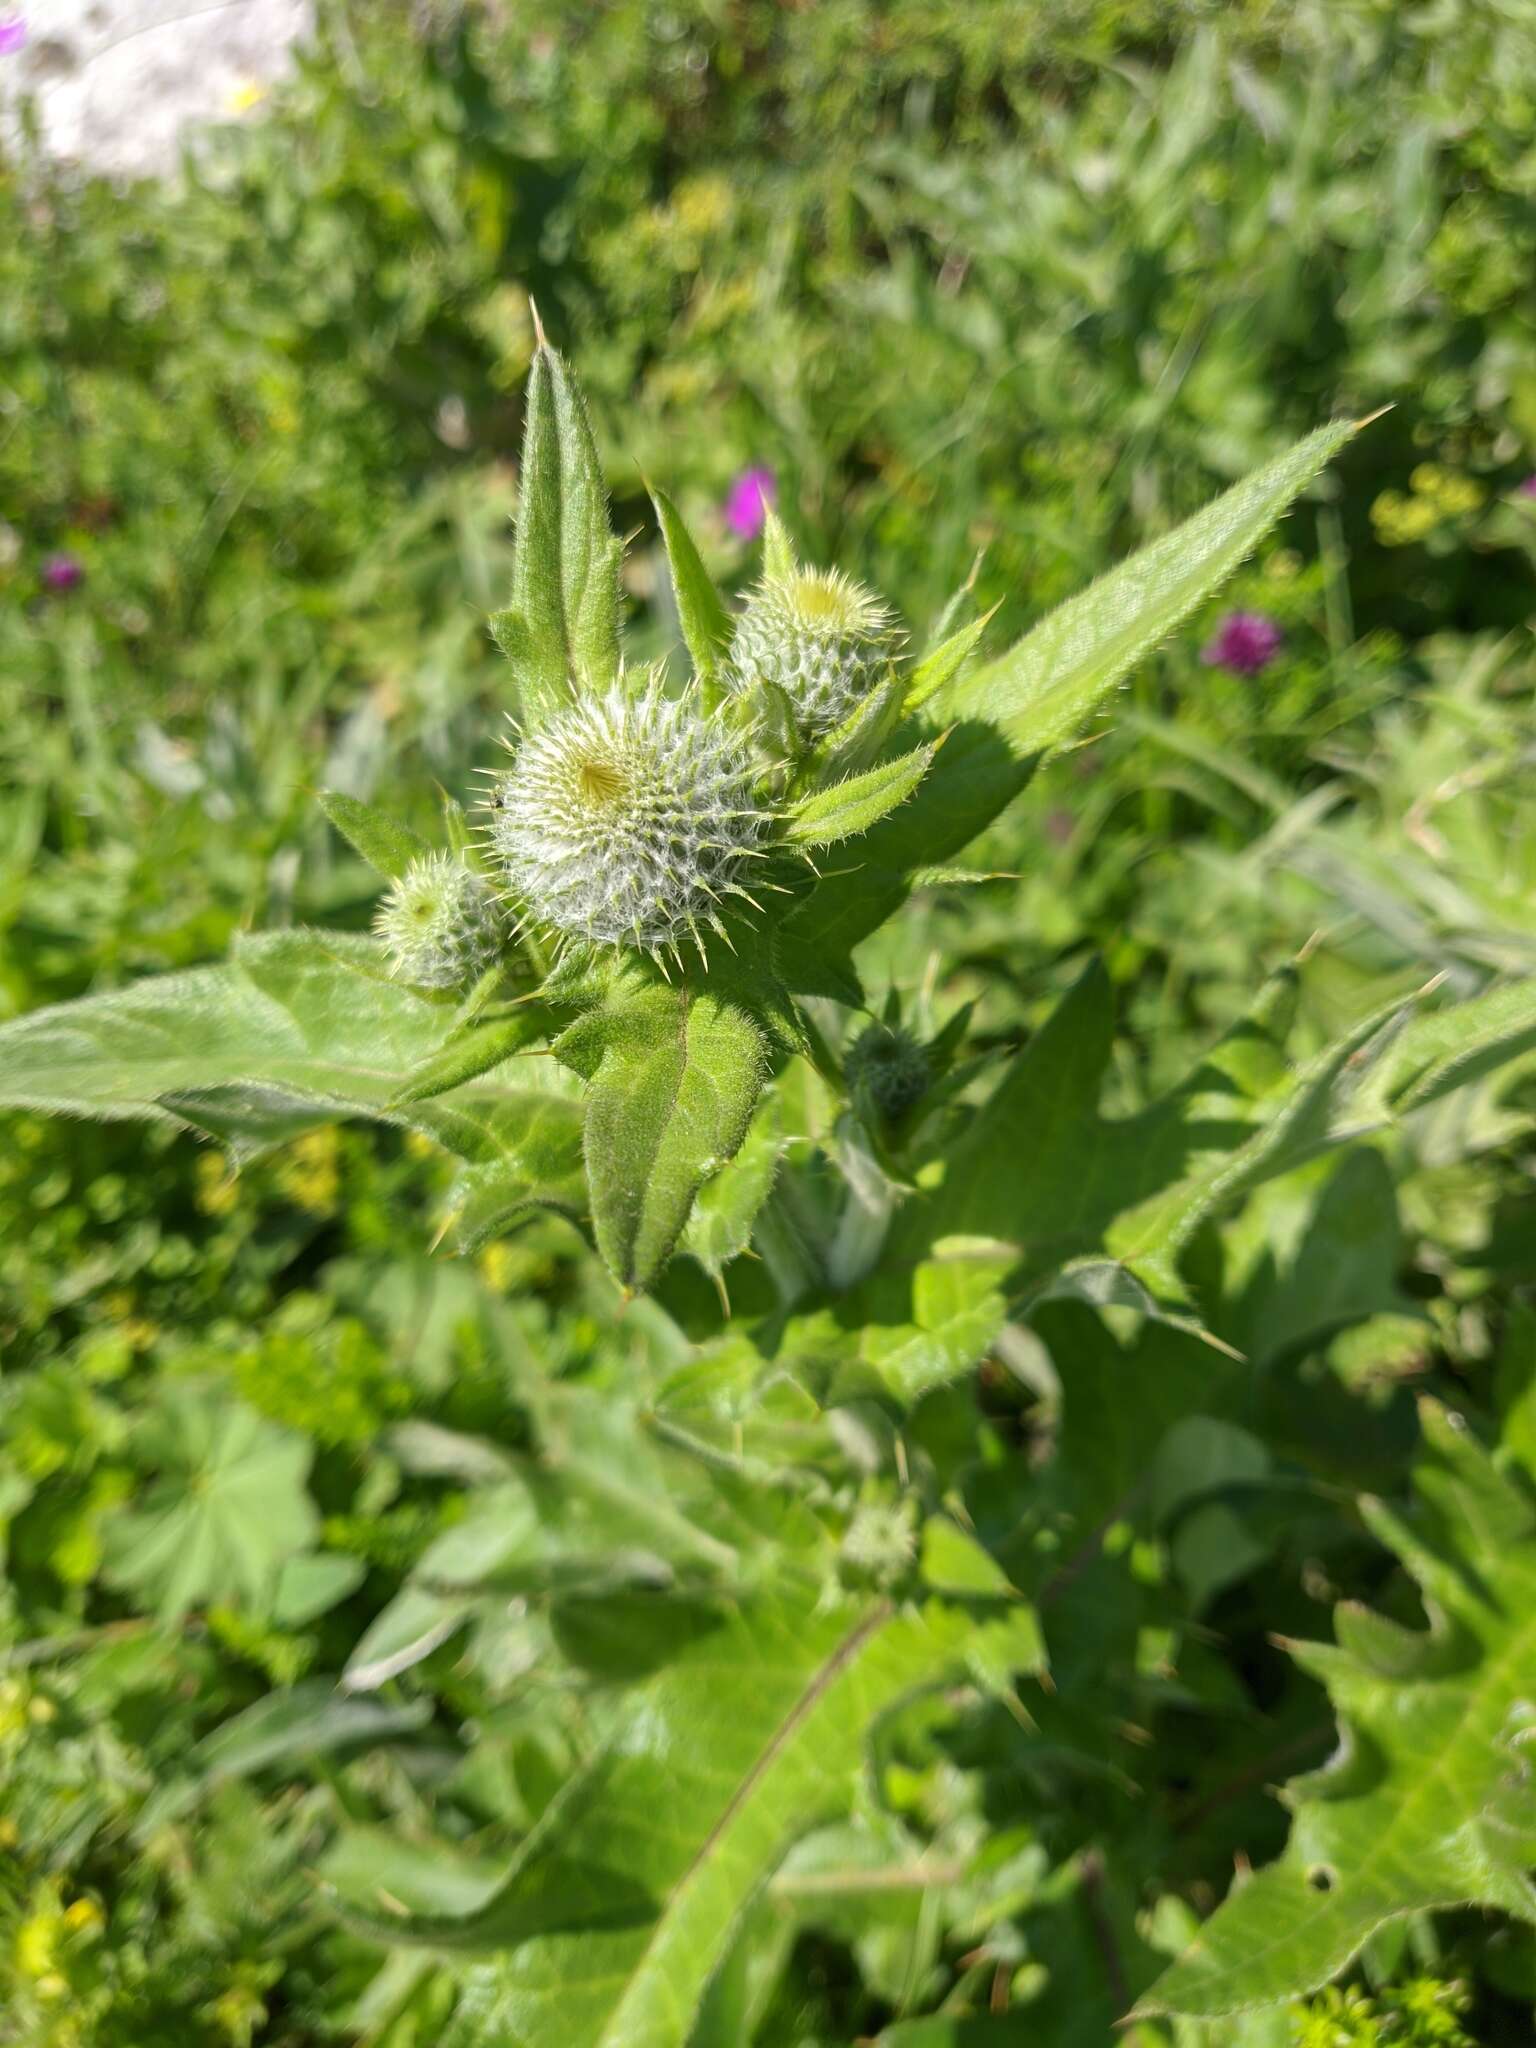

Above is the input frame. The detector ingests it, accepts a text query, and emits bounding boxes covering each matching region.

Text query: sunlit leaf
[1141,1397,1536,2019]
[338,1588,968,2048]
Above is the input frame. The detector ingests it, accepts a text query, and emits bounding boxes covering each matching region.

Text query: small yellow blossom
[195,1150,240,1217]
[277,1128,340,1214]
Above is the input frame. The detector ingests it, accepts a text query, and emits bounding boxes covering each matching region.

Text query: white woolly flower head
[730,567,898,744]
[483,676,767,960]
[375,852,504,990]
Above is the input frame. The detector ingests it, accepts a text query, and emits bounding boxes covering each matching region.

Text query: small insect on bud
[845,1022,931,1122]
[374,853,504,990]
[483,678,767,962]
[730,568,897,744]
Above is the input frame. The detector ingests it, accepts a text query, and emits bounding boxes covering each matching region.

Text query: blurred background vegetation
[3,1,1535,2041]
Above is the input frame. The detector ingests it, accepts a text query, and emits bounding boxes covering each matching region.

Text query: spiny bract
[730,567,897,744]
[484,679,766,958]
[374,852,504,990]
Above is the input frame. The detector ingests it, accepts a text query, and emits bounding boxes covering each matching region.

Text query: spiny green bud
[374,853,504,990]
[483,678,766,959]
[730,568,897,744]
[845,1022,930,1121]
[839,1497,918,1589]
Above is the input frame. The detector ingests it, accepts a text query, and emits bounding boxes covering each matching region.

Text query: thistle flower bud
[730,568,897,744]
[839,1498,918,1588]
[845,1022,930,1121]
[374,853,503,990]
[484,680,765,958]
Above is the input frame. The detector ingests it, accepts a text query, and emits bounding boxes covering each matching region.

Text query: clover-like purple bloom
[41,552,85,593]
[724,466,776,541]
[0,13,26,56]
[1201,610,1282,677]
[1516,475,1536,500]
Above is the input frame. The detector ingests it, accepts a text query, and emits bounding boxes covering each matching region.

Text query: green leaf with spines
[0,928,586,1248]
[556,983,769,1290]
[1140,1395,1536,2022]
[779,421,1365,978]
[938,418,1362,751]
[894,958,1410,1307]
[649,484,733,703]
[784,965,1536,1413]
[317,789,430,878]
[786,743,937,847]
[336,1587,969,2048]
[902,606,996,716]
[386,1011,547,1108]
[681,1090,785,1297]
[1355,977,1536,1116]
[760,503,796,583]
[424,1083,587,1254]
[494,339,623,724]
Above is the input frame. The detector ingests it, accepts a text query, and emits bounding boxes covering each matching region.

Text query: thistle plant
[729,562,898,743]
[844,1018,932,1122]
[7,336,1534,2048]
[483,675,765,960]
[373,851,503,989]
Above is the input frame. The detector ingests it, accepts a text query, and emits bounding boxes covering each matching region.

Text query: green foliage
[559,983,768,1290]
[104,1388,319,1619]
[649,485,734,699]
[1143,1396,1536,2019]
[6,4,1536,2043]
[946,420,1363,756]
[492,339,624,724]
[787,744,937,848]
[344,1593,969,2048]
[318,792,431,881]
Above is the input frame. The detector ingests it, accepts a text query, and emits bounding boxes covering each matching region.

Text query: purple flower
[40,552,84,593]
[1201,610,1282,677]
[1516,475,1536,500]
[724,466,776,541]
[0,13,25,56]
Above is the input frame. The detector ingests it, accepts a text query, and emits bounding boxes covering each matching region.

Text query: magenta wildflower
[1515,475,1536,500]
[1201,610,1282,677]
[724,466,776,541]
[40,552,84,593]
[0,13,25,56]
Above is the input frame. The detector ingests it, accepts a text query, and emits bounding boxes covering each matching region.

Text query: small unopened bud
[484,678,765,959]
[840,1498,918,1588]
[374,853,503,990]
[731,568,897,744]
[845,1022,930,1122]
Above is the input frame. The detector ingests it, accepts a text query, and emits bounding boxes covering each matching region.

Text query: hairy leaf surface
[557,984,768,1289]
[1142,1397,1536,2019]
[0,929,586,1244]
[650,484,733,700]
[339,1590,967,2048]
[492,341,623,721]
[780,422,1360,981]
[939,420,1360,753]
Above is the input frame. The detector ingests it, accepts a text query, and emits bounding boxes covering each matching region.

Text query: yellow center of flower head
[784,568,890,637]
[373,852,503,991]
[575,752,629,808]
[483,676,767,959]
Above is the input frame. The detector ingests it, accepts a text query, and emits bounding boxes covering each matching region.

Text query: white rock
[1,0,314,179]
